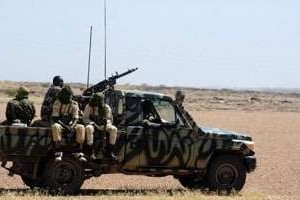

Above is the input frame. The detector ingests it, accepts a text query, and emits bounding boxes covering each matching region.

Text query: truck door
[140,99,197,169]
[122,96,144,170]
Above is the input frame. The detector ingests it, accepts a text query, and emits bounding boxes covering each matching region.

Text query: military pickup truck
[0,89,256,194]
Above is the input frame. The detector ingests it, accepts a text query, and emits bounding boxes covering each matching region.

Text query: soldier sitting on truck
[2,86,35,126]
[51,86,86,162]
[31,76,64,127]
[41,75,64,122]
[83,92,118,162]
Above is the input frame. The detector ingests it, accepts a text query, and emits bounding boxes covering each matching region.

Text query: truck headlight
[233,140,255,151]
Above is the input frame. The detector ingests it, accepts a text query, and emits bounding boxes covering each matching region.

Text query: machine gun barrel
[83,67,138,96]
[108,67,138,80]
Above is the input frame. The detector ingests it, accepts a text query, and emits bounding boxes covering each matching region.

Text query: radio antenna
[104,0,107,80]
[87,25,93,88]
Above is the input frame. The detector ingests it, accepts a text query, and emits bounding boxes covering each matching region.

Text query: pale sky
[0,0,299,88]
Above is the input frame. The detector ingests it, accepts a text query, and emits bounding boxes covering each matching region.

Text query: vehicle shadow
[0,188,187,196]
[80,188,187,196]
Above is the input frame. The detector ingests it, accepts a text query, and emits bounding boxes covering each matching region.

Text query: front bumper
[245,156,257,172]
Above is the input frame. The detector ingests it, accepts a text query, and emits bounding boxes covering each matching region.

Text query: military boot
[89,145,97,160]
[54,143,63,162]
[73,144,87,162]
[106,144,118,163]
[55,152,63,162]
[78,153,87,162]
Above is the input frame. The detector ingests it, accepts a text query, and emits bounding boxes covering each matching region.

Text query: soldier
[4,86,35,126]
[175,90,185,108]
[51,86,86,162]
[83,92,118,161]
[141,100,161,127]
[41,76,64,122]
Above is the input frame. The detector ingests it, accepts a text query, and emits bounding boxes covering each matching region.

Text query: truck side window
[152,100,176,124]
[142,100,159,121]
[126,97,143,125]
[117,98,123,115]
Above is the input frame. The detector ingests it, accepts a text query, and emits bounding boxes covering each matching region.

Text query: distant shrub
[5,88,17,97]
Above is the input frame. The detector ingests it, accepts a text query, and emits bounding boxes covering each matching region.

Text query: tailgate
[0,126,52,159]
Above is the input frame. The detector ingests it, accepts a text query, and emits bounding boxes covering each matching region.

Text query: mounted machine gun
[74,67,138,109]
[83,67,138,96]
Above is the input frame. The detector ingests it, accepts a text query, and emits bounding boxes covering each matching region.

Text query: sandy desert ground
[0,82,299,199]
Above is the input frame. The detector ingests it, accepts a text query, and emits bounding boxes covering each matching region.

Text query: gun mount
[83,67,138,96]
[73,67,138,110]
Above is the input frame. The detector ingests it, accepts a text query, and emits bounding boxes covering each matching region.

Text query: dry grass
[0,189,272,200]
[0,189,298,200]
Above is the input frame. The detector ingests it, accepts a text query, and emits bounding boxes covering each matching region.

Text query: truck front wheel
[207,155,246,192]
[43,155,85,195]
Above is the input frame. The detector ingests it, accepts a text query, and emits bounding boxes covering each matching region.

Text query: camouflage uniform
[5,87,35,126]
[175,90,185,109]
[40,85,61,121]
[41,76,64,121]
[83,92,118,160]
[51,86,86,162]
[84,104,117,145]
[174,90,203,134]
[51,100,85,144]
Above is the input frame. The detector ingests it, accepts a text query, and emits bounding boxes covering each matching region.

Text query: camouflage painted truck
[0,70,256,194]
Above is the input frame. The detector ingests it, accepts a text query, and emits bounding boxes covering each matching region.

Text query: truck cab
[108,90,256,190]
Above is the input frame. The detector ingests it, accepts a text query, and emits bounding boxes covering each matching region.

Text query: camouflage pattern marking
[0,126,52,158]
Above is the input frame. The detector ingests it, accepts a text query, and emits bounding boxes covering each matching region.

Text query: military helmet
[53,76,64,87]
[16,86,30,98]
[175,90,185,100]
[58,86,73,104]
[90,92,105,106]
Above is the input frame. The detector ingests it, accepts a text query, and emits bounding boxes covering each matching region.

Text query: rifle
[83,67,138,96]
[57,120,75,141]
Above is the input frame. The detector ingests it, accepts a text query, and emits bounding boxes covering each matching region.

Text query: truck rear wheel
[43,155,85,195]
[207,155,246,192]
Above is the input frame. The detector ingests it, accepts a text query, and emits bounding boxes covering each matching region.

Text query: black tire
[207,155,246,192]
[21,176,45,189]
[43,155,85,195]
[178,175,207,190]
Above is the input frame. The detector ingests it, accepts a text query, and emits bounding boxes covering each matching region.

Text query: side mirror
[142,120,150,128]
[161,119,179,128]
